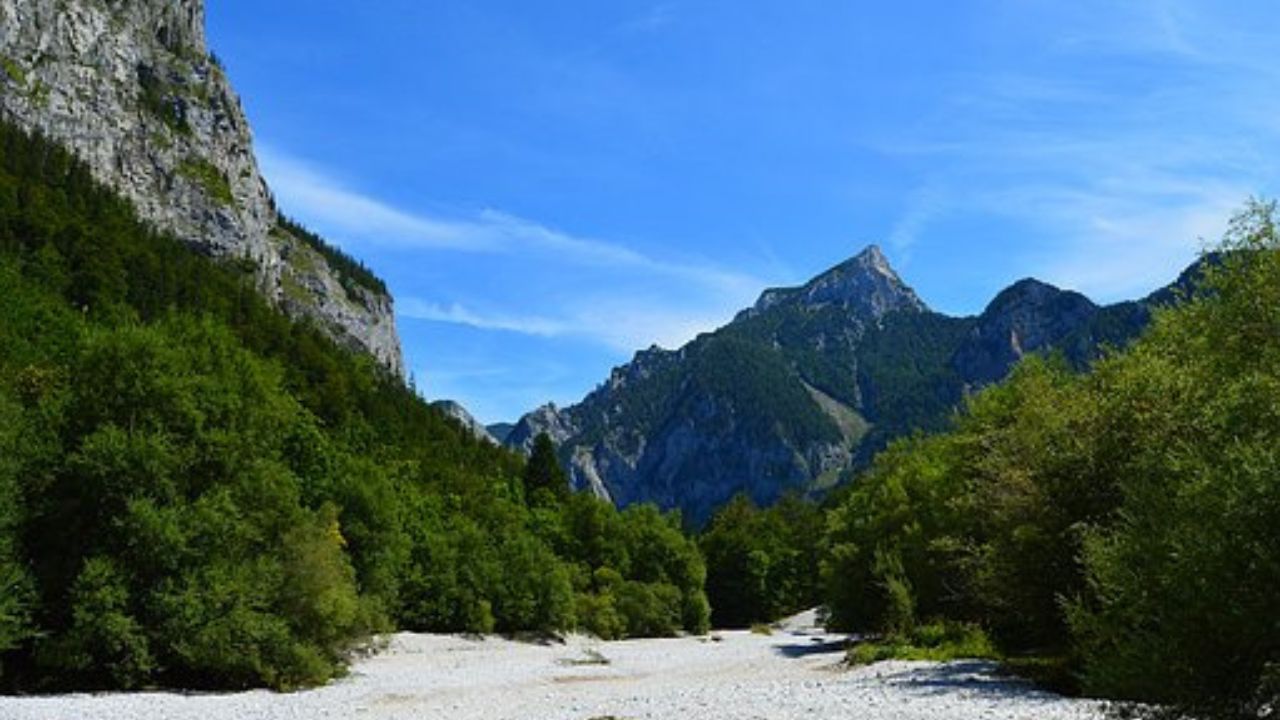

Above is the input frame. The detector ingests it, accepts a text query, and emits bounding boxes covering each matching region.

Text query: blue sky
[207,1,1279,424]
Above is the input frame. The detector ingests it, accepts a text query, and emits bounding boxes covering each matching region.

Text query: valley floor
[0,611,1106,720]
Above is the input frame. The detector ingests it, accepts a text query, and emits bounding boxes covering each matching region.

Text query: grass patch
[178,157,234,207]
[2,55,26,86]
[847,621,998,665]
[280,273,311,306]
[750,623,774,636]
[1001,655,1080,696]
[137,63,191,135]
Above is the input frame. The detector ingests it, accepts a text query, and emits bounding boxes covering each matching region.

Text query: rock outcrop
[504,403,580,454]
[738,245,925,321]
[0,0,403,375]
[431,400,498,445]
[951,279,1098,385]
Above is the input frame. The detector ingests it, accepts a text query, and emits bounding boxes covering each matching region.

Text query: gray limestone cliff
[431,400,498,445]
[0,0,403,375]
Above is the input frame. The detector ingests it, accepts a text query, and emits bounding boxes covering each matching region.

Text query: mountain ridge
[506,245,1197,523]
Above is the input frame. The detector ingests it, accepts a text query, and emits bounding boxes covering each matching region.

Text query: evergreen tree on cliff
[524,433,569,503]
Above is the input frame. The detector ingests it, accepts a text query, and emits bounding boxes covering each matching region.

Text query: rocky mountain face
[506,246,1188,524]
[738,245,926,321]
[486,422,516,444]
[0,0,402,375]
[431,400,498,445]
[951,279,1101,385]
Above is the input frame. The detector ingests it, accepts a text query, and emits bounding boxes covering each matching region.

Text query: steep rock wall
[0,0,403,375]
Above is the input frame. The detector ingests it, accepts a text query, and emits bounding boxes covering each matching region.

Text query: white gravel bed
[0,611,1107,719]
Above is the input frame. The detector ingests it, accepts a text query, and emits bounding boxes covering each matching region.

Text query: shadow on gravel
[882,660,1053,700]
[772,638,849,658]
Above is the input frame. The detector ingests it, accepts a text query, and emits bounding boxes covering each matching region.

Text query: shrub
[615,582,683,638]
[575,592,625,640]
[847,621,997,665]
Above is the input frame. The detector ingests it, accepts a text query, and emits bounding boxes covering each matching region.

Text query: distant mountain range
[499,245,1197,524]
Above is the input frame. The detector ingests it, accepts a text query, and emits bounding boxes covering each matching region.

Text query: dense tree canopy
[699,494,824,628]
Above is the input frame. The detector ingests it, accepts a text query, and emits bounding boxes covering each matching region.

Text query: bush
[575,592,625,640]
[615,582,683,638]
[702,494,826,628]
[37,558,154,689]
[847,621,997,665]
[0,397,34,666]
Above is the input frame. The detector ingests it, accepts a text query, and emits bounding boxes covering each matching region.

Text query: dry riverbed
[0,611,1107,719]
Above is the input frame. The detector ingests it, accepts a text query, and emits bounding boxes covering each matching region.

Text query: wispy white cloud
[259,147,773,355]
[398,300,569,338]
[993,181,1242,298]
[887,182,947,253]
[400,293,746,353]
[259,145,758,295]
[259,148,499,251]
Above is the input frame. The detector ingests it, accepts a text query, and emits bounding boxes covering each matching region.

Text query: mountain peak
[817,243,902,286]
[983,277,1094,318]
[852,243,890,268]
[745,244,927,320]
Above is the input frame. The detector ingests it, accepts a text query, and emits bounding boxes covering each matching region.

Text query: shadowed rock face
[951,279,1099,385]
[0,0,402,376]
[508,246,1182,525]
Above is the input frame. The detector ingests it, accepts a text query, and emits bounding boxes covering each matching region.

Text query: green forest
[0,117,1276,717]
[826,201,1280,716]
[0,120,707,691]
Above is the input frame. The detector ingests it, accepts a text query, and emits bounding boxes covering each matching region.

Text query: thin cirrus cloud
[398,300,569,338]
[258,145,759,293]
[258,146,773,354]
[874,1,1275,304]
[398,296,742,354]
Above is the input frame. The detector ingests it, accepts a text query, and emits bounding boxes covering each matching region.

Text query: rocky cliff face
[951,279,1099,385]
[431,400,498,445]
[507,245,1179,524]
[0,0,402,375]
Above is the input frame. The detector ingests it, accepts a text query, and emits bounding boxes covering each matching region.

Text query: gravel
[0,611,1107,719]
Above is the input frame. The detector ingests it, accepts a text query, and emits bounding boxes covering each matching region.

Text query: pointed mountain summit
[742,245,927,321]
